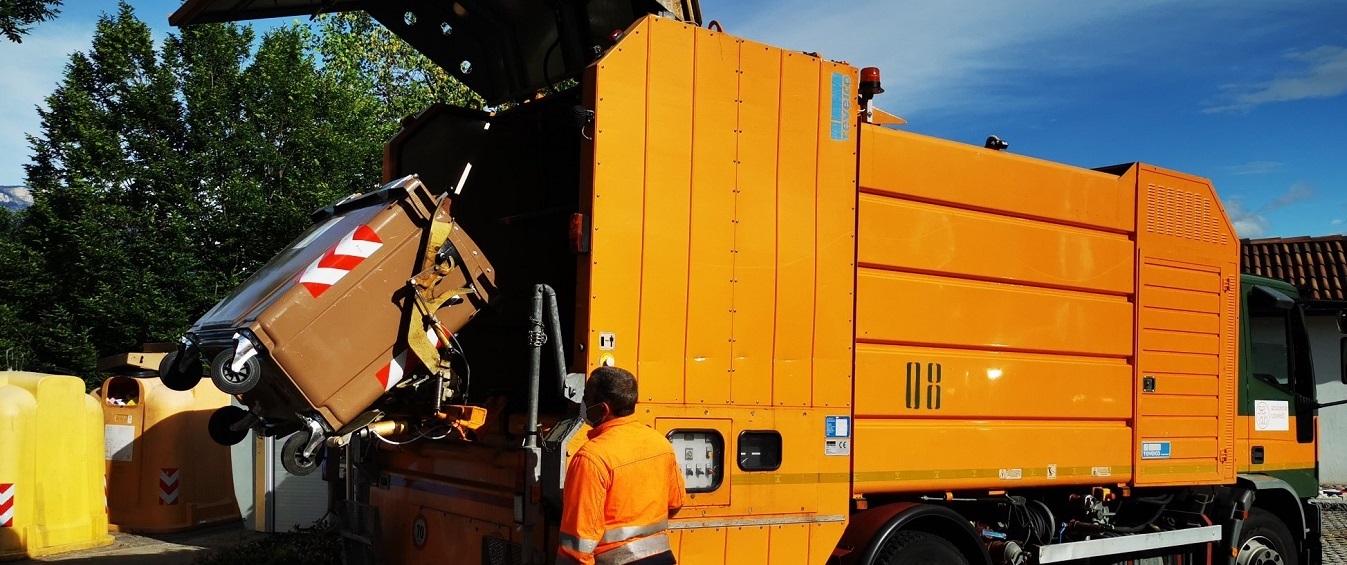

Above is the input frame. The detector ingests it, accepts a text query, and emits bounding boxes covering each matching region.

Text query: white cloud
[0,20,95,185]
[1204,45,1347,113]
[0,186,33,210]
[1220,182,1319,238]
[1226,199,1270,238]
[715,0,1282,119]
[1229,161,1283,175]
[1265,182,1316,211]
[1332,218,1345,226]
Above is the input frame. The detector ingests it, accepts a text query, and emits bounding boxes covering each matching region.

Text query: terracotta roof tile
[1242,235,1347,301]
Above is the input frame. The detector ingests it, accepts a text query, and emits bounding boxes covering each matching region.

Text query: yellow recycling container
[95,351,240,533]
[0,371,112,560]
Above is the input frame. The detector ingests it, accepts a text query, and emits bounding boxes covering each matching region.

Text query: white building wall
[1309,316,1347,485]
[229,398,329,531]
[271,434,330,531]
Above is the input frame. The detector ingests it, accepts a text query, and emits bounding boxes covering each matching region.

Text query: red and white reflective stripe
[375,350,410,392]
[159,468,180,506]
[298,224,383,298]
[375,326,444,392]
[104,476,108,514]
[0,483,14,527]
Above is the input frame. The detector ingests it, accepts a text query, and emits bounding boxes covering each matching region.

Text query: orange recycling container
[95,351,240,533]
[0,371,112,560]
[164,175,496,439]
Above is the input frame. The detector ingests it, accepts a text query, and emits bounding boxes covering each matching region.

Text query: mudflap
[1305,500,1323,565]
[342,501,382,565]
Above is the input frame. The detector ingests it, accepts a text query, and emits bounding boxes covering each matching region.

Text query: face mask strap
[585,401,608,426]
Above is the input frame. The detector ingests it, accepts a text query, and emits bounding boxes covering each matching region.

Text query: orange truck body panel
[577,16,1238,561]
[580,18,856,562]
[1236,415,1318,474]
[854,130,1241,492]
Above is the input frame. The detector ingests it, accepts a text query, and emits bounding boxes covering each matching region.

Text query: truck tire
[875,530,970,565]
[1237,508,1298,565]
[210,349,262,395]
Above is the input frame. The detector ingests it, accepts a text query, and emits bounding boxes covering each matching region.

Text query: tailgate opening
[169,0,700,105]
[386,90,586,415]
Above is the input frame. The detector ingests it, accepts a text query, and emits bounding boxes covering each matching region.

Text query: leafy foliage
[4,3,471,387]
[313,12,481,128]
[0,0,61,42]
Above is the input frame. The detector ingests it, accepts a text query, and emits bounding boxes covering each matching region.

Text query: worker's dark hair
[588,366,638,417]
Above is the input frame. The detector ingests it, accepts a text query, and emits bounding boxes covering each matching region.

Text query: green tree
[162,21,258,290]
[21,2,199,380]
[165,22,388,286]
[14,4,391,385]
[226,24,386,273]
[313,12,480,131]
[0,206,39,370]
[8,5,482,385]
[0,0,61,42]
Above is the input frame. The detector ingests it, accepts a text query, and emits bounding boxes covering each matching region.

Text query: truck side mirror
[1252,285,1295,310]
[1341,337,1347,385]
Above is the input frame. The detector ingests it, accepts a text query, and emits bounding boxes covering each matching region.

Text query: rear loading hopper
[161,176,496,474]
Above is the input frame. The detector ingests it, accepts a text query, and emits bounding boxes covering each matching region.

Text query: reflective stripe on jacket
[557,415,687,565]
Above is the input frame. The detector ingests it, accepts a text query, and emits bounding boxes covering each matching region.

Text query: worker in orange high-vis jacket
[558,366,687,565]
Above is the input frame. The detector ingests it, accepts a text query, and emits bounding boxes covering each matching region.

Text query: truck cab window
[1248,308,1291,389]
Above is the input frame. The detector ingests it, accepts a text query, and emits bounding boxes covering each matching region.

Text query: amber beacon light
[860,66,884,97]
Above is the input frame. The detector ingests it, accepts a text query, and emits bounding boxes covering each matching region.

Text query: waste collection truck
[166,1,1345,564]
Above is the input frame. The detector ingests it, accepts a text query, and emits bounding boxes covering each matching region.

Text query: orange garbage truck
[168,1,1343,564]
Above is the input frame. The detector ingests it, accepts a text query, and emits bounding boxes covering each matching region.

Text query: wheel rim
[282,432,320,475]
[1237,536,1285,565]
[220,362,251,385]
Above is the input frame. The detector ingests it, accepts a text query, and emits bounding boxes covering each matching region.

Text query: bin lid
[169,0,702,105]
[97,352,167,374]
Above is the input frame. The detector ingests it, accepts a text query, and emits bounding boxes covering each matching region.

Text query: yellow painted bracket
[405,197,472,375]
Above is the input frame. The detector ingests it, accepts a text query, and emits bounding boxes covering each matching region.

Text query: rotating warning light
[860,67,884,97]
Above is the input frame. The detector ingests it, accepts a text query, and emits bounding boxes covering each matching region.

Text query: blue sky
[1,0,1344,238]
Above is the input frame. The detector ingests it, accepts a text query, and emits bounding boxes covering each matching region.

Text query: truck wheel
[281,431,323,476]
[1236,508,1298,565]
[159,350,203,391]
[875,530,970,565]
[210,350,262,395]
[207,406,251,446]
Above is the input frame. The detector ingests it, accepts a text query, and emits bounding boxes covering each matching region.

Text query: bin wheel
[210,350,262,395]
[208,406,252,446]
[281,431,323,476]
[159,350,203,391]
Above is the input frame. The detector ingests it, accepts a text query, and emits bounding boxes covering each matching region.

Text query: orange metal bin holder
[95,351,241,534]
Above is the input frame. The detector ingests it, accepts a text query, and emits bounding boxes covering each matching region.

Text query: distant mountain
[0,186,32,211]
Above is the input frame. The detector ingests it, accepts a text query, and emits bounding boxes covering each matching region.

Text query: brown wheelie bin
[160,175,495,474]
